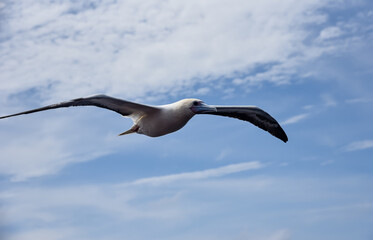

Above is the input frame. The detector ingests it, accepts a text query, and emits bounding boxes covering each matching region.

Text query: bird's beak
[190,103,217,114]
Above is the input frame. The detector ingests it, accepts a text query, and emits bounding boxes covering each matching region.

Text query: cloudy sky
[1,0,373,239]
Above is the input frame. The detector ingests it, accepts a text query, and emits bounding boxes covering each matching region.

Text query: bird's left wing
[0,94,160,119]
[205,106,288,143]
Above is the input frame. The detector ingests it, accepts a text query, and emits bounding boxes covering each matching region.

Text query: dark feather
[0,94,159,119]
[203,106,288,142]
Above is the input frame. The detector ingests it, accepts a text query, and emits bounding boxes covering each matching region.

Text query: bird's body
[127,100,193,137]
[0,95,288,142]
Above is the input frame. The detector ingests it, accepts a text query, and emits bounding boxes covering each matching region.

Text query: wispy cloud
[215,148,233,161]
[321,159,335,166]
[132,161,262,185]
[319,26,344,40]
[2,173,372,240]
[267,229,291,240]
[237,228,291,240]
[5,228,78,240]
[344,140,373,152]
[0,112,145,181]
[345,98,373,104]
[0,0,344,102]
[281,113,309,126]
[321,93,338,107]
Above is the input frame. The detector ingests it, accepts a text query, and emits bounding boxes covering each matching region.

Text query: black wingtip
[0,113,20,119]
[270,124,288,143]
[277,128,288,143]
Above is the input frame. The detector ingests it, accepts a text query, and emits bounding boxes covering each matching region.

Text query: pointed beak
[190,103,217,114]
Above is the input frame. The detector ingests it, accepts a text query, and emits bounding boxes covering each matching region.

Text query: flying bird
[0,94,288,142]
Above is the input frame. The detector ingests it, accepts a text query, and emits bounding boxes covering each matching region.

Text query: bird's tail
[118,124,139,136]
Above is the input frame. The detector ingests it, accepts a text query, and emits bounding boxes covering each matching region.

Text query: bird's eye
[193,101,199,106]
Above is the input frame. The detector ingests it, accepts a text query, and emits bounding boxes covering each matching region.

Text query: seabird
[0,94,288,142]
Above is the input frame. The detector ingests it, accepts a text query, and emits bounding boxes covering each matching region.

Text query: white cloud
[345,98,373,104]
[0,164,265,240]
[319,26,343,40]
[236,228,291,240]
[194,87,210,96]
[281,113,309,125]
[344,140,373,152]
[302,104,314,110]
[1,172,372,240]
[132,161,262,185]
[5,228,78,240]
[321,94,338,107]
[0,0,335,103]
[267,229,291,240]
[215,148,233,161]
[0,111,146,181]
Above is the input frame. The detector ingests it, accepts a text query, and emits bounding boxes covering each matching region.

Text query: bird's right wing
[0,94,160,119]
[206,106,288,142]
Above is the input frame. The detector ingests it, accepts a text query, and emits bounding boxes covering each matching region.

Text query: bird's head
[187,99,217,114]
[167,99,217,117]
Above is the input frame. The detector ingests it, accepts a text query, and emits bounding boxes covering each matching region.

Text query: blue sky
[0,0,373,239]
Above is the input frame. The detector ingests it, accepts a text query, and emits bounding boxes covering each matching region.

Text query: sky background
[0,0,373,239]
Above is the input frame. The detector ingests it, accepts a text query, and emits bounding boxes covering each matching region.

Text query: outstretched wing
[0,94,160,119]
[205,106,288,142]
